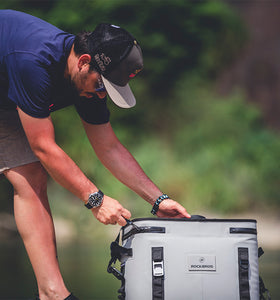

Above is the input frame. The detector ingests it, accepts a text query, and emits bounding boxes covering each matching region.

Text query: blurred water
[0,236,119,300]
[0,237,279,300]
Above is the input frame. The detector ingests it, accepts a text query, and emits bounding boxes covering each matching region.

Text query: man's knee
[5,162,48,199]
[27,163,48,198]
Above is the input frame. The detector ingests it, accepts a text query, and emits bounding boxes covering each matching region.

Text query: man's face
[71,67,107,99]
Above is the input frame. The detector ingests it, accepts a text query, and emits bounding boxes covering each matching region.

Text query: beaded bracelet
[151,194,170,215]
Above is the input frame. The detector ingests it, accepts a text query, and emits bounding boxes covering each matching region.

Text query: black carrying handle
[107,218,166,278]
[107,219,135,281]
[108,216,206,284]
[107,219,137,299]
[108,217,205,280]
[190,215,206,220]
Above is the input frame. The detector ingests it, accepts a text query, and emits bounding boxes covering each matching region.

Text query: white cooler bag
[107,216,269,300]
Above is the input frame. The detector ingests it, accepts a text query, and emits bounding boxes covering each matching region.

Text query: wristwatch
[84,190,104,209]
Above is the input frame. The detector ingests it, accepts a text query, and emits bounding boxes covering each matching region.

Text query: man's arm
[82,120,190,218]
[17,108,131,225]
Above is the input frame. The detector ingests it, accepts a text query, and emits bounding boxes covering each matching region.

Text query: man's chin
[96,91,107,99]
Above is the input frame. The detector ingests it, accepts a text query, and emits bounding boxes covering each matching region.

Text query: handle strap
[107,219,136,280]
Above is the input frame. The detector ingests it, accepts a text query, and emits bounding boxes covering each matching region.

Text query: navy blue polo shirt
[0,9,110,124]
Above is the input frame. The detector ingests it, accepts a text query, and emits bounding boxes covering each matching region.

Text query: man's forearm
[95,141,163,204]
[17,108,98,202]
[33,142,97,202]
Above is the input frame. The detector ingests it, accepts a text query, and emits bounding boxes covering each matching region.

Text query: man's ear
[78,54,91,70]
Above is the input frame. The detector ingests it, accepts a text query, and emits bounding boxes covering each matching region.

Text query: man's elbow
[29,140,54,161]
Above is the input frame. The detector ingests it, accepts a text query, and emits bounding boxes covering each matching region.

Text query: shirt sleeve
[5,52,51,118]
[74,96,110,124]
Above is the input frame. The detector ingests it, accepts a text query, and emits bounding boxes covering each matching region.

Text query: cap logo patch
[129,68,142,78]
[94,53,111,72]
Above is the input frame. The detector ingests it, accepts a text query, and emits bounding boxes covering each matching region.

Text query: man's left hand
[156,199,191,218]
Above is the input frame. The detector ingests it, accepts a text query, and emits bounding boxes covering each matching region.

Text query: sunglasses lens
[95,86,106,92]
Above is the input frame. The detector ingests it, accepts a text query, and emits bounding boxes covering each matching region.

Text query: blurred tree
[2,1,277,215]
[43,0,247,96]
[43,0,247,136]
[0,0,247,134]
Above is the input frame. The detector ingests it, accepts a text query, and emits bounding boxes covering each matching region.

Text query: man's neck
[64,45,76,80]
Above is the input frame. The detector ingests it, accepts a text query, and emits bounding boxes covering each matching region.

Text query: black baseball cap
[88,23,143,108]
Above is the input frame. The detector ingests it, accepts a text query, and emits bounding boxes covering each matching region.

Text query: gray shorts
[0,109,39,174]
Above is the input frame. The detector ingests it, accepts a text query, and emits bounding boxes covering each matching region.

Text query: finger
[121,208,131,220]
[174,212,191,219]
[176,205,191,218]
[117,216,128,227]
[178,210,191,218]
[181,210,191,218]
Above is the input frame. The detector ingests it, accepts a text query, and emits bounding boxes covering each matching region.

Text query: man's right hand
[91,195,131,226]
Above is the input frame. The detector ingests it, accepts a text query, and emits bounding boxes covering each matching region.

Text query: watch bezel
[85,190,104,209]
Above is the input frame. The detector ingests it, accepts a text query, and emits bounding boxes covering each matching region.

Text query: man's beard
[66,73,81,98]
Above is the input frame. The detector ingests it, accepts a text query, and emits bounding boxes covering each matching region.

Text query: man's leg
[4,162,70,300]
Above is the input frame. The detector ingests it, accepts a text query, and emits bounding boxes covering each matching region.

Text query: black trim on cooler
[238,247,251,300]
[230,228,257,235]
[128,217,257,223]
[122,226,166,241]
[152,247,164,300]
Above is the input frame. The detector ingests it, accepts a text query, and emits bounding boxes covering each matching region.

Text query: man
[0,10,190,300]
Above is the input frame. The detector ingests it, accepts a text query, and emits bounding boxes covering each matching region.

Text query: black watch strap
[85,202,94,209]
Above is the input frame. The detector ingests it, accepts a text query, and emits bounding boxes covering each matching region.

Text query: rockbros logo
[94,53,111,72]
[190,264,214,269]
[187,255,216,272]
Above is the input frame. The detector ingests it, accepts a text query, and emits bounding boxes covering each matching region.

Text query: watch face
[88,190,104,208]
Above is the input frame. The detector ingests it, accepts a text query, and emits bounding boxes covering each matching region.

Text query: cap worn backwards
[88,23,143,108]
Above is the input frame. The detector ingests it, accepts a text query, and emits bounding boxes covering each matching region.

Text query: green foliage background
[1,0,279,216]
